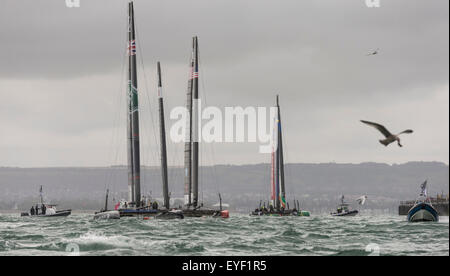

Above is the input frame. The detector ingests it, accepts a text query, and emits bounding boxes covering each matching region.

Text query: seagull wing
[360,120,392,138]
[397,129,413,135]
[356,195,367,205]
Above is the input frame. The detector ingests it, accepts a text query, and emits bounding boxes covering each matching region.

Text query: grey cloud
[0,0,448,167]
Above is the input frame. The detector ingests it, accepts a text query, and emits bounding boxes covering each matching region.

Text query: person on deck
[152,201,158,210]
[30,206,35,216]
[35,204,39,215]
[41,204,46,215]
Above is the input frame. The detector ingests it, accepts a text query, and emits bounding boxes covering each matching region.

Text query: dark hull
[182,208,221,217]
[331,210,358,217]
[155,211,184,219]
[118,208,161,217]
[119,207,226,218]
[407,202,439,222]
[250,209,309,217]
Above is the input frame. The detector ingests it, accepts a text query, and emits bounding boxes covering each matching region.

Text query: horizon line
[1,160,448,169]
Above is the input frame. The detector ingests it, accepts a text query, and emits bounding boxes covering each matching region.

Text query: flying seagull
[360,120,413,147]
[366,48,379,56]
[356,195,368,205]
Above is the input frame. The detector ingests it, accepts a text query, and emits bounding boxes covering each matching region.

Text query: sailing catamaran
[95,2,181,218]
[182,36,228,218]
[251,96,310,217]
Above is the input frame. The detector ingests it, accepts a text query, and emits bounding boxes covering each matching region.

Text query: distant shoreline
[1,161,448,170]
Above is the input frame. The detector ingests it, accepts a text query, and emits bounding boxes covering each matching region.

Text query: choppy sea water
[0,213,448,256]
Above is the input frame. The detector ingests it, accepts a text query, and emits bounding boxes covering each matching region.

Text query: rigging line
[165,47,197,201]
[168,139,181,197]
[197,46,220,195]
[282,115,297,202]
[107,52,127,193]
[105,1,131,198]
[134,22,160,196]
[104,8,128,196]
[265,162,270,202]
[107,0,131,201]
[197,45,215,204]
[108,3,129,200]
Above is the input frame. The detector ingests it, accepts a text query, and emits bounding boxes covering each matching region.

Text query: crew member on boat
[30,206,35,216]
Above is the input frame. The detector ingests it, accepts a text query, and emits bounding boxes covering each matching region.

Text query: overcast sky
[0,0,448,167]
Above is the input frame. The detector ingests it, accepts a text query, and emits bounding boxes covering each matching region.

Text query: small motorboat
[21,206,71,217]
[331,208,358,217]
[21,186,71,218]
[407,180,439,222]
[331,195,359,217]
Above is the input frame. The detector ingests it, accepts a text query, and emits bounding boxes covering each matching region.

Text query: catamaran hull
[251,210,310,217]
[155,211,184,219]
[331,210,358,217]
[119,209,160,217]
[94,210,120,220]
[183,209,225,218]
[407,203,439,222]
[119,208,187,218]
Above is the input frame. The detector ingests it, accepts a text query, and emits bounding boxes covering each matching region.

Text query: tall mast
[104,189,109,211]
[277,95,286,209]
[39,185,43,205]
[270,139,275,207]
[275,115,280,210]
[157,62,170,210]
[127,1,141,206]
[191,36,199,208]
[184,40,194,207]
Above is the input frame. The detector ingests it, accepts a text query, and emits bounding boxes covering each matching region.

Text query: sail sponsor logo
[170,99,278,153]
[65,0,80,8]
[128,40,137,56]
[127,82,139,113]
